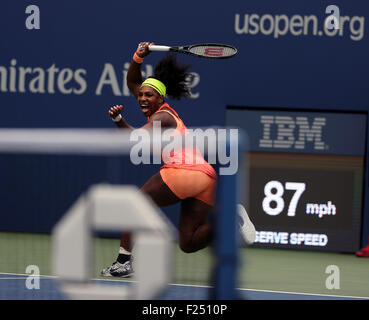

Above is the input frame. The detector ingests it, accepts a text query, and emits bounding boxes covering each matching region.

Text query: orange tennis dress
[149,103,217,206]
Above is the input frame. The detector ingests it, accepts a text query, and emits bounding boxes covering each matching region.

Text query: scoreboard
[227,107,367,252]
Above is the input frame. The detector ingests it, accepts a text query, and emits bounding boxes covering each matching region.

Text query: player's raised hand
[136,42,154,58]
[108,105,123,119]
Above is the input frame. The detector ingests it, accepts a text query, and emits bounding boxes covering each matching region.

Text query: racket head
[185,43,237,59]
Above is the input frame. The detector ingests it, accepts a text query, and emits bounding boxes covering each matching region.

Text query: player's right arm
[127,42,154,99]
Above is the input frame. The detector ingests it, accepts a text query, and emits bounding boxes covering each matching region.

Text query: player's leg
[117,172,180,261]
[158,168,215,253]
[177,202,256,254]
[177,197,213,253]
[101,172,180,277]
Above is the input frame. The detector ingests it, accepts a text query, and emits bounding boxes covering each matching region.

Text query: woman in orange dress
[101,42,254,277]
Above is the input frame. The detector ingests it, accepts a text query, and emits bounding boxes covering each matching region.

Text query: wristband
[112,114,122,122]
[133,52,144,64]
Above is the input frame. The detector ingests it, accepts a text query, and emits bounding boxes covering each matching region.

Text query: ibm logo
[259,116,327,150]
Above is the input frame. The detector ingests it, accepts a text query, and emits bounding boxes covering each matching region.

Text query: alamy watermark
[325,5,340,30]
[129,122,239,176]
[25,5,40,30]
[325,265,340,290]
[25,265,40,290]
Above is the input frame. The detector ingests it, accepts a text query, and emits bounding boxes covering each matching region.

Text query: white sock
[119,247,131,255]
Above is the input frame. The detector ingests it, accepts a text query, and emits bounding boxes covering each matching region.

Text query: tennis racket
[148,43,237,59]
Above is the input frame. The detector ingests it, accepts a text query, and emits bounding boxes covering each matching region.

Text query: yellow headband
[141,78,166,97]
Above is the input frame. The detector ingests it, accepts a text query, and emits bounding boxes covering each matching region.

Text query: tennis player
[101,42,255,277]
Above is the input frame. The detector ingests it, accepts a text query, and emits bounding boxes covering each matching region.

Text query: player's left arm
[108,105,134,130]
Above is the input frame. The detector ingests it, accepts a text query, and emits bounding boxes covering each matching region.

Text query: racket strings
[189,45,236,58]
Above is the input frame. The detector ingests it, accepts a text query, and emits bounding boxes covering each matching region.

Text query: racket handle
[148,45,170,52]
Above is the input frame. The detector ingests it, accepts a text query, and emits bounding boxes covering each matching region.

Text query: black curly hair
[152,54,191,100]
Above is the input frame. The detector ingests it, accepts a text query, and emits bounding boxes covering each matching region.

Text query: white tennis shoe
[100,260,134,278]
[237,204,256,245]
